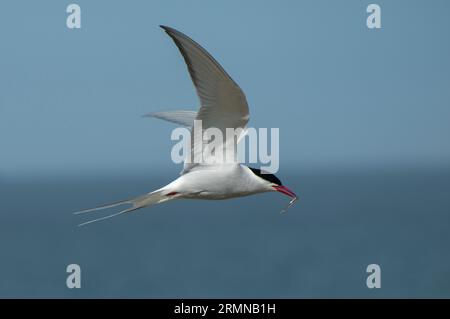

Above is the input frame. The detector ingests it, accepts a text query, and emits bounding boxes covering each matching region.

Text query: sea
[1,166,449,298]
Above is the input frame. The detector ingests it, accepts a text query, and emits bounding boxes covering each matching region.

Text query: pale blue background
[1,1,450,298]
[1,0,449,176]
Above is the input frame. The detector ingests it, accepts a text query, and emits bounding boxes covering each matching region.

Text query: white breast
[166,164,270,200]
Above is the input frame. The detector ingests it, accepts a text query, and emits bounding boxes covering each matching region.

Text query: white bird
[75,25,297,226]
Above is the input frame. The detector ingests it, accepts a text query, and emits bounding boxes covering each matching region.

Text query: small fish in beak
[273,185,298,213]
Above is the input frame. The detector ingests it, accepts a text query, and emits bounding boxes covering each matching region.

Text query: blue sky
[1,0,449,176]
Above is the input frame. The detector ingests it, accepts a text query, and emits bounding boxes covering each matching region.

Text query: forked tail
[74,189,174,226]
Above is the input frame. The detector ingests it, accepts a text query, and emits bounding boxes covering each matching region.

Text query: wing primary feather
[159,25,240,88]
[143,110,197,127]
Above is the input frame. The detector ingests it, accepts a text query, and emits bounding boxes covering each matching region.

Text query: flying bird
[75,25,297,226]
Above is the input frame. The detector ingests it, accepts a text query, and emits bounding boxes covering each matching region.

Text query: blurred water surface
[1,167,449,298]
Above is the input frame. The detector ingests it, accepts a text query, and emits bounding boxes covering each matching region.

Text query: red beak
[273,185,297,199]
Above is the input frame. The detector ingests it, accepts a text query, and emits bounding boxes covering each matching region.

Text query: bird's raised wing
[160,26,249,174]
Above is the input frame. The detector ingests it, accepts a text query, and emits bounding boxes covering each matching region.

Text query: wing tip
[142,111,166,119]
[159,25,183,39]
[142,112,155,118]
[159,25,172,33]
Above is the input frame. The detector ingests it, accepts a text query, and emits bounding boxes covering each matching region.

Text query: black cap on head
[249,167,282,185]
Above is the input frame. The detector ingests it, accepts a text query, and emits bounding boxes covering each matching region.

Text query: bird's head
[249,167,297,199]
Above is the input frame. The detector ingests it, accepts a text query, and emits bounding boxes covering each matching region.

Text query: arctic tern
[75,26,297,226]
